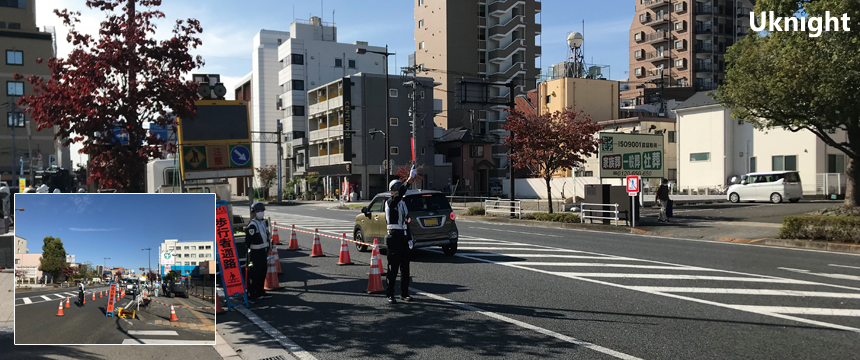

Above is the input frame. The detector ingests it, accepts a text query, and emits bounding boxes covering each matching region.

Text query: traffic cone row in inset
[270,247,282,274]
[288,225,300,250]
[337,233,353,265]
[264,251,281,290]
[169,303,179,322]
[367,244,384,293]
[56,300,64,316]
[272,222,281,245]
[310,228,325,257]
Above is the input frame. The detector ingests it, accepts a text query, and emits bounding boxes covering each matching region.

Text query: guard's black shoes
[400,296,412,302]
[387,297,397,304]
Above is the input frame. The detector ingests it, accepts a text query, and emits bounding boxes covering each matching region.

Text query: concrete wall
[13,252,42,280]
[502,176,603,200]
[677,105,728,189]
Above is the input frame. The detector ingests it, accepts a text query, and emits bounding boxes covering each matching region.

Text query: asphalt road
[13,285,214,345]
[214,204,860,359]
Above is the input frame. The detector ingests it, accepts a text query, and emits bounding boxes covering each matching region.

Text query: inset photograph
[13,193,216,345]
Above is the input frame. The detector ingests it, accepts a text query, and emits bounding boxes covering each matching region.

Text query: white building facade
[674,92,848,196]
[158,239,214,276]
[249,29,291,186]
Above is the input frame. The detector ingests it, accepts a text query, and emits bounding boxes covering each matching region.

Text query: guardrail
[484,200,522,218]
[580,203,620,226]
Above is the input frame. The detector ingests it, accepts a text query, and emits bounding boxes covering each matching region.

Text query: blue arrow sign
[230,145,251,167]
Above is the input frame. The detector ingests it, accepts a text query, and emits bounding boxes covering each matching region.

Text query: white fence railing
[484,200,522,218]
[580,203,620,226]
[816,173,843,195]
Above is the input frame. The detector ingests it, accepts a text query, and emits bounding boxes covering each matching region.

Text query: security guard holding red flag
[245,202,272,301]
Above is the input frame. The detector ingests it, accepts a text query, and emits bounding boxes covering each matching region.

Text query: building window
[7,112,24,127]
[190,246,196,250]
[389,89,398,97]
[7,81,23,96]
[6,50,22,65]
[8,22,20,29]
[0,1,25,8]
[674,21,685,31]
[772,155,797,171]
[634,32,642,42]
[478,50,486,63]
[390,147,399,155]
[191,254,196,258]
[828,154,845,173]
[390,117,398,126]
[749,156,757,172]
[292,79,304,91]
[690,152,710,162]
[184,246,189,250]
[200,253,206,258]
[675,40,685,49]
[584,171,594,177]
[478,4,485,17]
[292,105,305,116]
[668,131,676,143]
[675,2,684,12]
[675,58,686,68]
[545,95,551,103]
[667,169,677,180]
[634,68,643,76]
[418,0,424,5]
[335,58,343,67]
[14,259,19,264]
[191,262,196,265]
[277,38,282,45]
[418,41,425,50]
[470,145,484,158]
[421,147,425,155]
[169,246,174,250]
[0,22,5,28]
[677,78,687,86]
[418,19,424,28]
[291,53,304,65]
[479,32,486,41]
[348,59,356,68]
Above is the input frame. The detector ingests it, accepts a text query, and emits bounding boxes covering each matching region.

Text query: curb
[762,239,860,254]
[215,332,242,360]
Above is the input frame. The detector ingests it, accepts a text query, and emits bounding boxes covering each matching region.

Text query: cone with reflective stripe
[264,252,281,290]
[288,224,300,250]
[272,222,281,245]
[83,294,86,305]
[92,291,95,301]
[215,291,225,314]
[100,290,103,298]
[310,228,325,257]
[372,238,385,276]
[65,295,70,308]
[169,303,179,322]
[56,300,64,316]
[337,233,353,265]
[270,247,282,274]
[366,244,384,293]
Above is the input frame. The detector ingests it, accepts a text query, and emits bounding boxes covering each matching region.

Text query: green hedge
[531,212,581,223]
[466,206,485,216]
[779,215,860,244]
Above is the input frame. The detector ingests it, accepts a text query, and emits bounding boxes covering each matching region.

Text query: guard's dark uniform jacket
[245,219,269,298]
[385,182,411,298]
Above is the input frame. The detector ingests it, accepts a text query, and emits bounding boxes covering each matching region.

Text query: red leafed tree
[395,165,424,186]
[503,107,603,213]
[115,270,123,282]
[15,0,204,192]
[61,265,78,279]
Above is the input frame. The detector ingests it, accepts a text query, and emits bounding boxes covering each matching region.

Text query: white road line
[412,288,641,360]
[500,263,707,270]
[550,273,810,283]
[459,247,585,252]
[235,305,317,360]
[22,298,31,304]
[470,227,563,237]
[121,339,216,344]
[830,264,860,270]
[625,287,860,298]
[53,294,65,299]
[731,306,860,317]
[464,254,630,259]
[779,267,860,281]
[456,241,527,245]
[127,330,179,336]
[40,296,51,301]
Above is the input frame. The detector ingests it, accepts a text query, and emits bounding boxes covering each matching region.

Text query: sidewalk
[0,273,13,336]
[137,293,216,332]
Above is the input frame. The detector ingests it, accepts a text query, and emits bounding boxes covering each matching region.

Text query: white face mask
[256,212,264,220]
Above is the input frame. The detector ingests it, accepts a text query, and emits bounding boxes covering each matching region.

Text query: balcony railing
[695,24,712,33]
[646,50,671,61]
[737,7,751,16]
[696,3,713,15]
[696,62,714,72]
[643,0,669,9]
[695,43,713,52]
[644,31,670,43]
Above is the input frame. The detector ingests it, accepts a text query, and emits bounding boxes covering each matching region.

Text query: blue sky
[14,194,215,273]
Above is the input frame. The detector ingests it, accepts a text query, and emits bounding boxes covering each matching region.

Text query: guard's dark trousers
[385,232,410,298]
[248,248,268,298]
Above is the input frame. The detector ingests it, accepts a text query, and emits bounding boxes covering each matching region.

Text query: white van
[727,171,803,204]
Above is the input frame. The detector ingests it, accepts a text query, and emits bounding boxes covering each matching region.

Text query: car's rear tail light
[449,212,456,220]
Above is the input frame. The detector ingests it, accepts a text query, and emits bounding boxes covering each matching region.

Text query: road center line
[624,287,860,298]
[412,287,642,360]
[22,298,31,304]
[830,264,860,270]
[235,305,317,360]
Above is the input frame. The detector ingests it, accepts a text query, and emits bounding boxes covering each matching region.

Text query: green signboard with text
[599,132,664,179]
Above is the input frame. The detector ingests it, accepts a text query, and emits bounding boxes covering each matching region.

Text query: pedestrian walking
[384,165,418,304]
[656,178,671,222]
[245,201,272,302]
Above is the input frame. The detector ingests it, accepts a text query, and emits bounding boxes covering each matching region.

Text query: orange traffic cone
[270,247,282,274]
[337,233,353,265]
[169,303,179,322]
[92,291,95,301]
[264,253,281,290]
[56,300,65,316]
[100,291,103,298]
[367,245,384,293]
[272,222,281,245]
[215,292,224,314]
[65,295,70,308]
[288,225,300,250]
[372,238,385,276]
[83,295,86,305]
[310,228,325,257]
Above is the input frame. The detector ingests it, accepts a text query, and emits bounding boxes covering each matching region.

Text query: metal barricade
[484,200,522,219]
[580,203,620,226]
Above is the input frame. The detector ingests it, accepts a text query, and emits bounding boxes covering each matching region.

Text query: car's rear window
[404,194,452,212]
[785,172,801,183]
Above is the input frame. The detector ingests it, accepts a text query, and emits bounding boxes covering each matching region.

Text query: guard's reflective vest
[247,218,270,250]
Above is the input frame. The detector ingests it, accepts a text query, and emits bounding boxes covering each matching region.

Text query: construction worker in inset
[384,165,417,304]
[245,202,272,302]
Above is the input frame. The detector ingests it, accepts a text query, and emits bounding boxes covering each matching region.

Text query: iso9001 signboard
[599,132,664,179]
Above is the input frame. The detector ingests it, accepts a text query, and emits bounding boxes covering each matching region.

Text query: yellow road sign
[182,146,207,170]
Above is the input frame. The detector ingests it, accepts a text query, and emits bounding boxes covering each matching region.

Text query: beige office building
[0,0,69,183]
[414,0,541,188]
[622,0,754,105]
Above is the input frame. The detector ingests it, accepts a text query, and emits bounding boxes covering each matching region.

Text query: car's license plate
[424,218,438,226]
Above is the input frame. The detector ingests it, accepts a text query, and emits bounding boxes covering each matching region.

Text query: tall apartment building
[414,0,541,190]
[158,239,214,276]
[622,0,754,106]
[1,0,70,183]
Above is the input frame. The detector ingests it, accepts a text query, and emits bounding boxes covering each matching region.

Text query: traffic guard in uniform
[246,202,272,301]
[384,166,418,304]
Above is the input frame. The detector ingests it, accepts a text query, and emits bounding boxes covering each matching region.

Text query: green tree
[715,0,860,206]
[37,236,67,283]
[255,165,278,199]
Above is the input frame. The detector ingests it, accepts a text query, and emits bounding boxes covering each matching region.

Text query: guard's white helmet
[389,179,402,191]
[53,189,61,193]
[37,184,49,193]
[78,188,87,193]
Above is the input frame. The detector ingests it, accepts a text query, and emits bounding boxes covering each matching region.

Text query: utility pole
[277,120,283,203]
[402,63,421,168]
[507,81,516,217]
